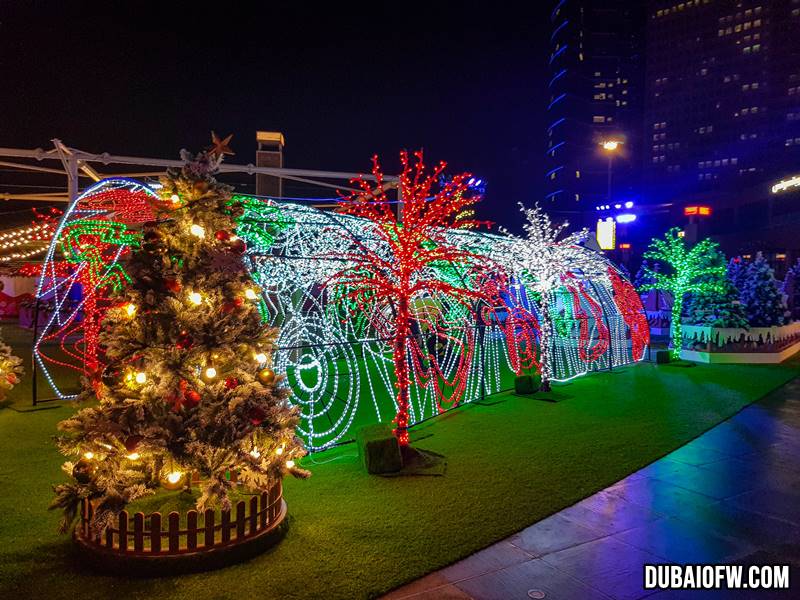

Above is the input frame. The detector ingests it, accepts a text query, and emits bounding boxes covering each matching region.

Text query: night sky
[0,2,549,229]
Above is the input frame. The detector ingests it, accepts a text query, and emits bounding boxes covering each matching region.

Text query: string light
[285,460,295,469]
[190,224,205,238]
[245,288,258,300]
[35,177,647,451]
[188,291,203,305]
[135,372,147,384]
[125,303,137,317]
[83,452,94,459]
[34,179,158,398]
[126,452,140,460]
[204,366,217,379]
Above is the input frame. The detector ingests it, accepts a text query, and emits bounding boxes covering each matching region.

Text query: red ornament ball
[248,406,266,426]
[165,278,182,293]
[215,230,231,241]
[224,377,239,389]
[124,435,143,452]
[184,390,201,408]
[176,332,194,349]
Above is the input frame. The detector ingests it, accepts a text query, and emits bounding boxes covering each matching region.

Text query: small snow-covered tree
[741,252,787,327]
[682,248,748,328]
[727,257,748,293]
[782,259,800,321]
[634,259,655,290]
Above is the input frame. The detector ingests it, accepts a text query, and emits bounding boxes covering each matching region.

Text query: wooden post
[221,509,231,544]
[248,496,258,534]
[168,512,180,553]
[235,501,246,540]
[118,511,128,551]
[187,511,198,550]
[204,509,215,548]
[259,492,268,529]
[150,513,161,553]
[133,513,145,552]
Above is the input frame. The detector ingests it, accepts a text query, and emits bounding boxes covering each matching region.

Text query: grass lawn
[1,322,798,599]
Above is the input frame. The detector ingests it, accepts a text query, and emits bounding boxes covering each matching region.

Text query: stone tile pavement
[384,378,800,600]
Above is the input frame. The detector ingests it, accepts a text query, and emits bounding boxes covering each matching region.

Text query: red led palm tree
[328,150,503,445]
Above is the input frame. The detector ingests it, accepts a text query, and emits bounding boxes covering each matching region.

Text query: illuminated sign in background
[684,205,712,216]
[596,217,616,250]
[771,175,800,194]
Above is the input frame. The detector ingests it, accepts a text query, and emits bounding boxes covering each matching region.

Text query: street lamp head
[601,140,622,152]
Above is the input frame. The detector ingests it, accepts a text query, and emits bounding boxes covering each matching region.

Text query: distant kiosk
[256,131,285,198]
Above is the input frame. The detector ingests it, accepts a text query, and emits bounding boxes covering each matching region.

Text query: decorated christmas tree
[0,329,23,401]
[740,252,787,327]
[682,248,748,328]
[51,143,308,533]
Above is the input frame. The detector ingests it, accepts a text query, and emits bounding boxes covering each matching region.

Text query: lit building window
[593,116,606,123]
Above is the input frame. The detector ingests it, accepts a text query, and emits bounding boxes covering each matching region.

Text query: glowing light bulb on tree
[126,452,140,461]
[245,288,258,300]
[125,303,137,317]
[135,372,147,384]
[188,291,203,305]
[285,460,295,469]
[254,352,267,364]
[189,224,205,238]
[205,366,217,379]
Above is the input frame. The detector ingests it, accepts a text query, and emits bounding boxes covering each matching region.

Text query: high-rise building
[545,1,645,217]
[643,0,800,255]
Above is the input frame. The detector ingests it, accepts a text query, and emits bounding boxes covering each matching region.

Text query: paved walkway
[385,378,800,600]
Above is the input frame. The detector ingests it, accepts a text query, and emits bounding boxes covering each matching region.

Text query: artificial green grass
[1,322,798,599]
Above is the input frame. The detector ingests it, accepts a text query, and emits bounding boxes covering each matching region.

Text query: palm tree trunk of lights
[539,293,553,392]
[607,153,614,203]
[670,294,684,360]
[393,294,411,446]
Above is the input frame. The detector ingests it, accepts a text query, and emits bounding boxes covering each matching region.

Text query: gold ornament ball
[72,458,96,484]
[257,367,275,385]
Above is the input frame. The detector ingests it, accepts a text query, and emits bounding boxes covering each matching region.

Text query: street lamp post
[601,140,621,203]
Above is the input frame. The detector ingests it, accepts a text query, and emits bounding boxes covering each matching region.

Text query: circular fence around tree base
[74,480,287,576]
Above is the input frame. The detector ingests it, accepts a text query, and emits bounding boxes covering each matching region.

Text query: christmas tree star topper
[209,131,235,158]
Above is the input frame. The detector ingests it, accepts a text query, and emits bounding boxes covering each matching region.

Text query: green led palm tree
[639,228,726,358]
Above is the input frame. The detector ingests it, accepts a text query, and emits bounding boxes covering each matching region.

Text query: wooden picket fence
[76,480,284,556]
